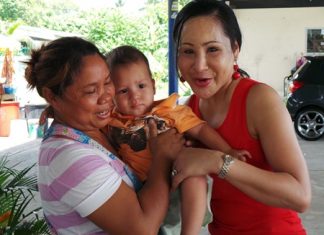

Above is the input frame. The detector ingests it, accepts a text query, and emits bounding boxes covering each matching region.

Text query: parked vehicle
[285,56,324,141]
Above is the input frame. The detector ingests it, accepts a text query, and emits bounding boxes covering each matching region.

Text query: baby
[105,45,251,235]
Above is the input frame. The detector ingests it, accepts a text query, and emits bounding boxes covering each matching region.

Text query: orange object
[0,210,11,223]
[0,101,20,137]
[0,84,4,95]
[1,48,15,85]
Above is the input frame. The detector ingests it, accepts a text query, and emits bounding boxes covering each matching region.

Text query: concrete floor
[298,137,324,235]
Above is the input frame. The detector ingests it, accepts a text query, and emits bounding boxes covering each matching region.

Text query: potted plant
[0,156,50,234]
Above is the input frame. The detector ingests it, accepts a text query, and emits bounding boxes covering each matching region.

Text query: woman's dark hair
[173,0,242,52]
[105,45,152,78]
[25,36,104,97]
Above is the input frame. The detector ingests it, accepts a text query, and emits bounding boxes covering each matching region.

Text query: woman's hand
[147,119,185,160]
[171,147,223,191]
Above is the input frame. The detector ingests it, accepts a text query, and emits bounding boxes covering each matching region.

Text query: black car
[285,56,324,141]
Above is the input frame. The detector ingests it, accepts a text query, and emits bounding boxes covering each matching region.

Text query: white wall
[235,7,324,96]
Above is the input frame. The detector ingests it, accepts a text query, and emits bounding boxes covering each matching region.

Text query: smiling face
[177,16,239,99]
[51,54,115,133]
[112,60,155,117]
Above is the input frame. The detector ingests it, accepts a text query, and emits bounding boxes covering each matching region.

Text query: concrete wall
[235,7,324,96]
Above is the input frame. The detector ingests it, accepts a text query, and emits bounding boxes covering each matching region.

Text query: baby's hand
[228,149,252,162]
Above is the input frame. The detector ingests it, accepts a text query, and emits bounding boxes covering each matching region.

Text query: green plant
[0,0,194,96]
[0,156,50,235]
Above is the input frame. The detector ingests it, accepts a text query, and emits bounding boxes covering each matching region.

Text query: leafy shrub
[0,156,50,235]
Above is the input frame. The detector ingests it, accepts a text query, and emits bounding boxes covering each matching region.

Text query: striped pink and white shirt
[38,136,134,235]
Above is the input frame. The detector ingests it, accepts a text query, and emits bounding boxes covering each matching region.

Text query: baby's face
[112,61,155,116]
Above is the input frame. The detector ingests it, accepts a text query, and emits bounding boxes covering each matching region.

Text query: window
[306,28,324,55]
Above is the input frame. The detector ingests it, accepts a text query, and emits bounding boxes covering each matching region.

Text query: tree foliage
[0,0,28,21]
[0,0,192,96]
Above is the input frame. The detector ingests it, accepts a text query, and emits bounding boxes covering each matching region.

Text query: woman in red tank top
[170,1,311,234]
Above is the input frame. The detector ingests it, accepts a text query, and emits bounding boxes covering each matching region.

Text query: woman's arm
[186,123,231,153]
[88,121,184,235]
[186,123,251,161]
[230,84,311,212]
[173,85,311,213]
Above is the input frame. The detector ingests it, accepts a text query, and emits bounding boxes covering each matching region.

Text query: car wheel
[294,108,324,141]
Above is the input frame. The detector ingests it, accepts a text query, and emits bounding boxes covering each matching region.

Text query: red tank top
[188,78,306,235]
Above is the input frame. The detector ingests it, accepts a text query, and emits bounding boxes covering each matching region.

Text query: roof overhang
[227,0,324,9]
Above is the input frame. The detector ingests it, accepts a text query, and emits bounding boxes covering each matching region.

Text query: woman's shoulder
[40,137,115,166]
[41,137,94,152]
[246,80,286,126]
[247,81,281,105]
[39,137,124,189]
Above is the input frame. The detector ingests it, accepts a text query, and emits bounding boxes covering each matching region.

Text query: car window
[318,61,324,85]
[294,58,324,85]
[304,60,324,85]
[293,60,310,80]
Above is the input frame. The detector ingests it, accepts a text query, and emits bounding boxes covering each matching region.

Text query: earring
[180,76,185,83]
[232,62,241,80]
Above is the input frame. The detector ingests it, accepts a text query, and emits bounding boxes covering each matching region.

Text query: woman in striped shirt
[24,36,186,235]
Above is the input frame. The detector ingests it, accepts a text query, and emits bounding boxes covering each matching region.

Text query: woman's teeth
[98,110,109,116]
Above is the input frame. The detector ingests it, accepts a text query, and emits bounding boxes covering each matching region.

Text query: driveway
[298,136,324,235]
